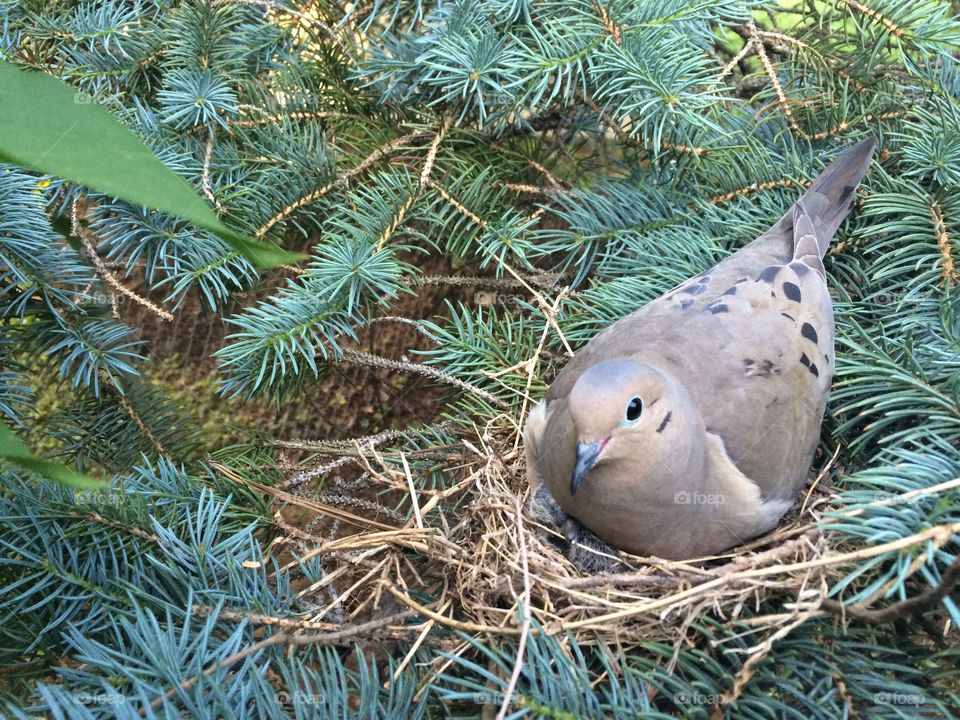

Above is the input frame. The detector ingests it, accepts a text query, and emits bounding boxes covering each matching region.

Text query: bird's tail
[715,137,876,280]
[791,200,827,277]
[791,137,877,256]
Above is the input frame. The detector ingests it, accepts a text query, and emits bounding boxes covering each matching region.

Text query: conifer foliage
[1,1,959,717]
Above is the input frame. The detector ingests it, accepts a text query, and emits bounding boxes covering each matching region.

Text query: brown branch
[374,193,417,251]
[255,131,428,239]
[419,116,452,191]
[406,273,561,291]
[491,144,569,191]
[192,604,338,631]
[235,0,354,56]
[594,1,622,46]
[755,30,870,94]
[580,91,634,144]
[844,0,907,40]
[746,21,903,140]
[427,178,487,227]
[821,556,960,624]
[232,109,353,128]
[802,110,903,142]
[200,128,224,215]
[929,199,957,288]
[71,510,159,543]
[340,348,509,410]
[113,390,169,457]
[580,92,705,156]
[749,20,809,139]
[707,178,810,205]
[74,203,174,322]
[719,37,757,80]
[500,181,564,197]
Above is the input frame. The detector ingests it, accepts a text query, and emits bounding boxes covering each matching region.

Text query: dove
[524,138,876,562]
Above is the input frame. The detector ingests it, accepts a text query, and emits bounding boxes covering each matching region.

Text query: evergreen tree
[1,0,958,717]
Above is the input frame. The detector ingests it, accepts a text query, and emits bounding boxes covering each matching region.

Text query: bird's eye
[624,396,643,424]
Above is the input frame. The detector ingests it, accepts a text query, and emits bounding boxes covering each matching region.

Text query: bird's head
[565,359,694,496]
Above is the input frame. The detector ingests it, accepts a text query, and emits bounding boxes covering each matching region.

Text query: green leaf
[0,421,104,489]
[0,61,304,268]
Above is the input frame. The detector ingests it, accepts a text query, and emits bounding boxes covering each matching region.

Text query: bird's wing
[660,255,833,501]
[545,138,874,405]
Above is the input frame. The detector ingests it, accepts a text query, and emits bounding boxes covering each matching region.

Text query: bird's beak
[571,439,605,495]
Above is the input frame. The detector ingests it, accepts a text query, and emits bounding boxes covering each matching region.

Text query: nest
[210,415,958,701]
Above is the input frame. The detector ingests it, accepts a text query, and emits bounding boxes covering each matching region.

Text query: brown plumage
[524,139,877,561]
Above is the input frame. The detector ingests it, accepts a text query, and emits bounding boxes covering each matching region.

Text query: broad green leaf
[0,61,304,268]
[0,422,103,489]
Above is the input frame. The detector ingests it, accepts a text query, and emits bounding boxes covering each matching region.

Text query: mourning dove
[525,138,876,562]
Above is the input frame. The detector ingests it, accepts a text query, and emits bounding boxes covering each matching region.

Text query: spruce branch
[499,181,563,197]
[193,604,338,631]
[426,178,487,226]
[928,199,956,287]
[74,509,160,543]
[374,192,417,251]
[821,556,960,624]
[340,348,509,410]
[844,0,907,41]
[271,425,412,453]
[718,37,756,80]
[491,144,568,192]
[282,454,359,489]
[78,234,174,323]
[232,109,355,128]
[149,610,418,712]
[112,389,170,458]
[748,19,809,139]
[405,273,562,291]
[208,460,400,530]
[255,130,429,239]
[73,200,174,322]
[580,90,706,156]
[705,177,810,206]
[366,315,441,343]
[418,116,452,191]
[200,127,225,215]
